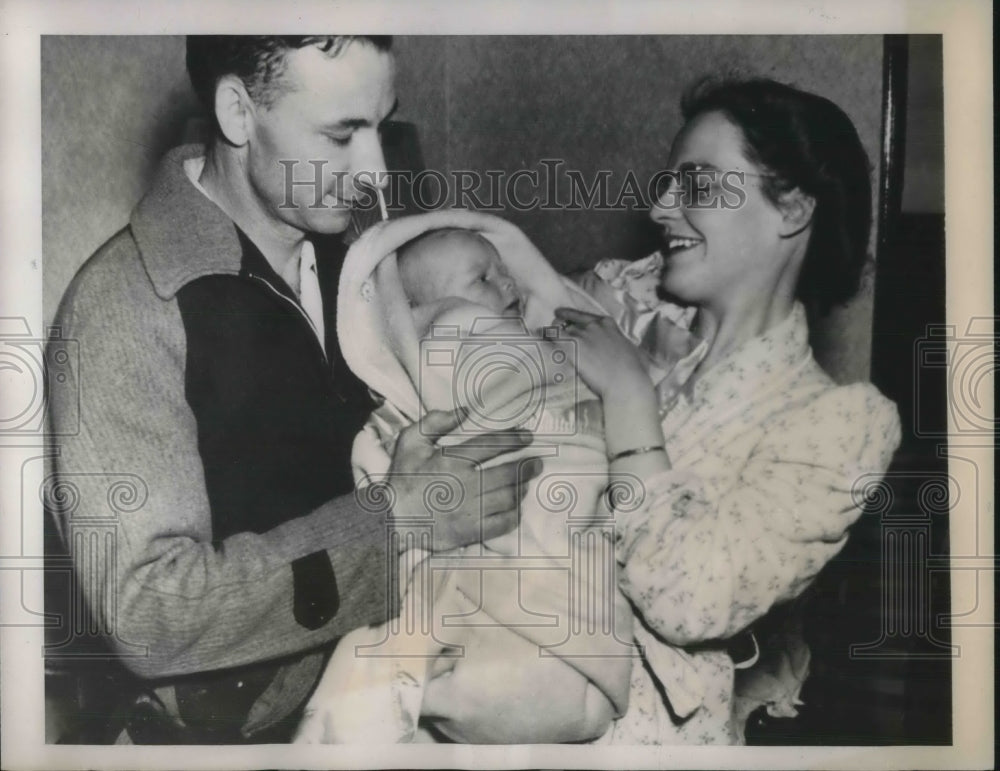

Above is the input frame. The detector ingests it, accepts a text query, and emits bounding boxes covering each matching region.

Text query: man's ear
[213,74,255,147]
[777,188,817,240]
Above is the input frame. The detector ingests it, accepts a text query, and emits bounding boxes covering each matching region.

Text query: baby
[396,228,589,434]
[398,227,525,336]
[296,225,635,744]
[396,228,617,556]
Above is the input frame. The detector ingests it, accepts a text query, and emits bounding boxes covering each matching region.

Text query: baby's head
[397,228,524,321]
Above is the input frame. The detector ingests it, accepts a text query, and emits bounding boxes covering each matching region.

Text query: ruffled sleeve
[616,383,901,645]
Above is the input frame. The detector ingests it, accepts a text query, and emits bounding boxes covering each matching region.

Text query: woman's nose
[649,187,682,226]
[649,170,686,226]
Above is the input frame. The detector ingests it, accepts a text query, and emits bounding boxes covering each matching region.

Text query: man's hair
[186,35,393,116]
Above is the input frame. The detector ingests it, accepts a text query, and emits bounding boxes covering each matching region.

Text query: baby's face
[401,232,524,317]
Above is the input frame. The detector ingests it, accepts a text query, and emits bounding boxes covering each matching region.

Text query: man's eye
[326,133,353,147]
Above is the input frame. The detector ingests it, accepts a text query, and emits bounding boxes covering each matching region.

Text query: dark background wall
[43,34,885,384]
[42,37,200,321]
[900,35,944,214]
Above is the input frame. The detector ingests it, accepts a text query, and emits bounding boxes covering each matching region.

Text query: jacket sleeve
[614,383,901,646]
[49,246,395,680]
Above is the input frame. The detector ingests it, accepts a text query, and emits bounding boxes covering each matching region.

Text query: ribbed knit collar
[130,144,244,300]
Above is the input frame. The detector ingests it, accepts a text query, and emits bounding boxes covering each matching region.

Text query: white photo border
[0,1,992,769]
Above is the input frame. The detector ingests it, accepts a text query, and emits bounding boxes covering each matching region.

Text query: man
[48,35,533,743]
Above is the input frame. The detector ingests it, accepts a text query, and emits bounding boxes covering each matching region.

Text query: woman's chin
[659,276,699,306]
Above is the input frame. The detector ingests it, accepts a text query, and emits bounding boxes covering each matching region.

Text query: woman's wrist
[602,376,670,479]
[589,361,649,400]
[602,369,655,406]
[602,378,667,462]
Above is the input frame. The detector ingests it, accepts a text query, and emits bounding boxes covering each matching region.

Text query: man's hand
[383,409,540,553]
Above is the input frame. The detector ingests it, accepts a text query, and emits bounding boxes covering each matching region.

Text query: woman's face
[650,110,792,311]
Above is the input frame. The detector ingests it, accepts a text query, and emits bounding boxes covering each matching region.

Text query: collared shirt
[182,156,326,352]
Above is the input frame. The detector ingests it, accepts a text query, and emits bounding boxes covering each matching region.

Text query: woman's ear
[777,188,817,240]
[213,74,255,147]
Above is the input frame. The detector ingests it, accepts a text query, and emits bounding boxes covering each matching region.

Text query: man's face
[244,41,396,237]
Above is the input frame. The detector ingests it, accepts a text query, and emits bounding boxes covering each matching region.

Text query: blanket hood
[336,210,606,421]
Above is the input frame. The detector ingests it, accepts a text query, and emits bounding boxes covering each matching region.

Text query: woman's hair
[681,78,872,315]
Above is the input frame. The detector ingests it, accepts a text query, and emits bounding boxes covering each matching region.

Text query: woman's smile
[661,232,705,258]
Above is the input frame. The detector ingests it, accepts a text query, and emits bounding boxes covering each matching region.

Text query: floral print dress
[583,259,902,744]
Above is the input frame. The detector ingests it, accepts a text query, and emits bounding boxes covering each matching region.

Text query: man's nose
[351,131,389,192]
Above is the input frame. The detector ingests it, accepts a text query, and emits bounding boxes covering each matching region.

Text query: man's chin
[300,208,353,236]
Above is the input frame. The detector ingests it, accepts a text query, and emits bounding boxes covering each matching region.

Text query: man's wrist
[388,519,436,554]
[359,479,422,554]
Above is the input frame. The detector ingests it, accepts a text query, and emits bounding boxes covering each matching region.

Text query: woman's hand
[554,307,650,398]
[555,308,670,473]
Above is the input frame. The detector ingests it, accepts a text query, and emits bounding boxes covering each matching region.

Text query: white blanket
[295,212,637,744]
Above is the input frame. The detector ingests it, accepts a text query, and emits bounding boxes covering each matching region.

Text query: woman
[555,78,901,743]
